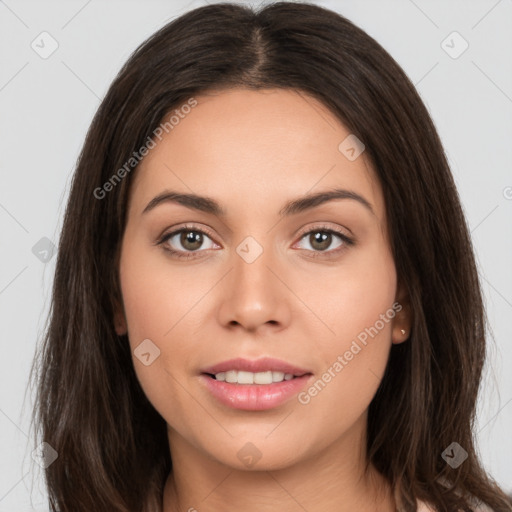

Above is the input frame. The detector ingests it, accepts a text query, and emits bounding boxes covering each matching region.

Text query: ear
[391,279,413,345]
[113,299,128,336]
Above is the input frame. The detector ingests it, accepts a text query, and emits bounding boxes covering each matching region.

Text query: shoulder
[416,500,437,512]
[416,498,494,512]
[416,500,435,512]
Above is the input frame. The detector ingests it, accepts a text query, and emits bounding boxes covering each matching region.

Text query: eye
[157,225,218,259]
[294,226,354,258]
[157,224,355,260]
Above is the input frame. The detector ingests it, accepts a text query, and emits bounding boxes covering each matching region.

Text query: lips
[201,357,311,377]
[199,357,314,410]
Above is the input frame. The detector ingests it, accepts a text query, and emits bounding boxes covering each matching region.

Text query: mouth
[201,356,311,379]
[199,357,313,411]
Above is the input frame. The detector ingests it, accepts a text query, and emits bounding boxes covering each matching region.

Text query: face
[116,88,411,471]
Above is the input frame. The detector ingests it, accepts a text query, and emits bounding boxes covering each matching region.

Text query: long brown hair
[29,2,512,511]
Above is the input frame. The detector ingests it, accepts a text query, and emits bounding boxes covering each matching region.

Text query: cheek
[297,242,396,427]
[118,236,210,418]
[119,237,204,343]
[119,240,178,378]
[305,234,396,350]
[296,240,396,388]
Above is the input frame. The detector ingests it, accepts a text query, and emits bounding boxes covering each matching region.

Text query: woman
[29,2,512,511]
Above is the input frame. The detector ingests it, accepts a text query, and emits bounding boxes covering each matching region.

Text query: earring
[400,329,406,335]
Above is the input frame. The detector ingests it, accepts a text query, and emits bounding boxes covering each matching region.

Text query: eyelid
[157,223,218,243]
[294,222,352,240]
[184,222,216,239]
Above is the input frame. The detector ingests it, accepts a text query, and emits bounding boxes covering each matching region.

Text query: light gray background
[0,0,511,509]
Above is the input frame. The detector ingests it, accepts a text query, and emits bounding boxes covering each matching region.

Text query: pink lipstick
[200,357,313,411]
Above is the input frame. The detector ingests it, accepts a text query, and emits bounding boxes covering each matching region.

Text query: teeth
[271,371,285,382]
[213,370,295,384]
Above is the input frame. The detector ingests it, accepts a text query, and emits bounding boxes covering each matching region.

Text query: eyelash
[156,223,355,260]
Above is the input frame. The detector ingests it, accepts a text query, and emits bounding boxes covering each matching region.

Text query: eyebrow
[142,188,375,217]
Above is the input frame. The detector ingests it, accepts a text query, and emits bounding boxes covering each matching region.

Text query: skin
[115,88,412,512]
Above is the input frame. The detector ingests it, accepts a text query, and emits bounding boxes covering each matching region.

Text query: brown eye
[308,231,333,251]
[293,226,355,259]
[296,229,347,253]
[159,227,217,257]
[179,230,204,251]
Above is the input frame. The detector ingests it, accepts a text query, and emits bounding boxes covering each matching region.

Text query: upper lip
[201,357,312,377]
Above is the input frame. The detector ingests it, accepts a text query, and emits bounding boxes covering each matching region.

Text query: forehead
[129,87,385,225]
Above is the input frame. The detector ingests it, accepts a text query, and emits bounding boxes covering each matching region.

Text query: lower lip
[200,374,313,411]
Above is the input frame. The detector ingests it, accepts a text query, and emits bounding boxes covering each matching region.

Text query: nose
[217,242,292,333]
